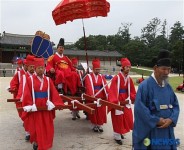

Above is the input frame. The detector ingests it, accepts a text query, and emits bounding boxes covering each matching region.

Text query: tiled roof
[63,49,122,57]
[0,32,34,45]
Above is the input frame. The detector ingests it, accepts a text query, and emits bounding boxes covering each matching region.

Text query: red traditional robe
[10,69,26,98]
[22,74,64,150]
[15,72,33,119]
[10,69,26,118]
[108,72,136,134]
[85,73,109,125]
[16,66,22,71]
[46,53,79,95]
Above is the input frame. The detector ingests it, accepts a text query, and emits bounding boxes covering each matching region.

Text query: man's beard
[162,76,169,85]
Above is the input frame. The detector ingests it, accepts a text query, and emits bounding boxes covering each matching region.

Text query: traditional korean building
[0,31,122,66]
[0,31,34,63]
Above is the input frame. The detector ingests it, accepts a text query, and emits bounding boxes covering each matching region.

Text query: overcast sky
[0,0,183,45]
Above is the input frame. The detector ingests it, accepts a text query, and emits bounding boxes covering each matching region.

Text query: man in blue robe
[132,50,180,150]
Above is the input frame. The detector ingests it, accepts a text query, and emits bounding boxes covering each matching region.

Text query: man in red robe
[46,38,79,95]
[10,59,28,98]
[70,57,82,120]
[85,58,109,132]
[16,58,23,72]
[16,54,35,141]
[108,58,136,145]
[22,57,64,150]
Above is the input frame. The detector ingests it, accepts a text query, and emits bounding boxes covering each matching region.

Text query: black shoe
[92,126,99,132]
[115,139,123,145]
[58,88,64,94]
[121,134,125,139]
[76,114,80,119]
[25,135,30,141]
[33,143,38,150]
[72,117,76,120]
[98,127,103,132]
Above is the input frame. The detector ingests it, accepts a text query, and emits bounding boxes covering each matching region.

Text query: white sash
[23,76,37,112]
[46,77,55,110]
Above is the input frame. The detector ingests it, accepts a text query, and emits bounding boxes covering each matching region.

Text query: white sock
[113,132,121,140]
[25,131,30,136]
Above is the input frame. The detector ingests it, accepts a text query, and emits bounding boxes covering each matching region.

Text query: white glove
[94,99,101,107]
[71,100,79,109]
[46,100,55,110]
[115,110,124,115]
[31,104,37,111]
[23,104,37,112]
[125,98,132,109]
[23,106,32,112]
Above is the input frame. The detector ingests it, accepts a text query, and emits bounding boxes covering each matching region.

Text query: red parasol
[52,0,110,65]
[52,0,110,25]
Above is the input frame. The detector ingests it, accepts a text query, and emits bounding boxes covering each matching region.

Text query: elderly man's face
[154,66,171,81]
[57,46,64,55]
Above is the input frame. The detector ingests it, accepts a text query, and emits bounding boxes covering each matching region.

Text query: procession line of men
[9,38,180,150]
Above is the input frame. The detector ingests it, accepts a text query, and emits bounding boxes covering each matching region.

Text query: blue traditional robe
[133,76,180,150]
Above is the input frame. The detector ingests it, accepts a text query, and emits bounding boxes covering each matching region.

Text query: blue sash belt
[119,89,127,93]
[94,86,103,90]
[35,92,48,99]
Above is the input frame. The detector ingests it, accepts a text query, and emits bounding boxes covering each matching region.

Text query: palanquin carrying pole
[82,94,124,111]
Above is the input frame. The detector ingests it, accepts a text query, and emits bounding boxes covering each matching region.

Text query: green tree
[75,37,85,50]
[141,17,161,47]
[161,19,167,37]
[169,21,184,71]
[171,40,183,71]
[122,39,147,66]
[169,21,184,45]
[117,22,132,45]
[106,35,117,50]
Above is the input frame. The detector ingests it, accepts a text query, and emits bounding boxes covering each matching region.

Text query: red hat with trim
[23,59,28,65]
[121,58,131,67]
[92,58,100,69]
[17,59,23,64]
[26,54,35,66]
[34,57,45,68]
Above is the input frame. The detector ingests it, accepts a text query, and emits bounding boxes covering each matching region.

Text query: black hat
[57,38,64,48]
[155,49,171,67]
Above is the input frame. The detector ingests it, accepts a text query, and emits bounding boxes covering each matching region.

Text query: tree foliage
[69,18,183,71]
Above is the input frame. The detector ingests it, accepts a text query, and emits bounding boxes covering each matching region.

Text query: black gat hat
[57,38,64,48]
[155,49,171,67]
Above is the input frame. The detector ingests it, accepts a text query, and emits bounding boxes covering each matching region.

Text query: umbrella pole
[82,19,89,67]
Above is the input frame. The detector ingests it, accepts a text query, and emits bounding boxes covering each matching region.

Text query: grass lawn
[131,67,152,76]
[132,76,183,93]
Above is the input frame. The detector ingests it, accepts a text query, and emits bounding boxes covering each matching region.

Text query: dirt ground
[0,77,183,150]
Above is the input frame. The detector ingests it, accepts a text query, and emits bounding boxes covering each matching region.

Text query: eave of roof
[0,32,34,45]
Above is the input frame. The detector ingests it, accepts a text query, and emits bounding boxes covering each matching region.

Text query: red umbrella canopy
[52,0,110,25]
[85,0,110,18]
